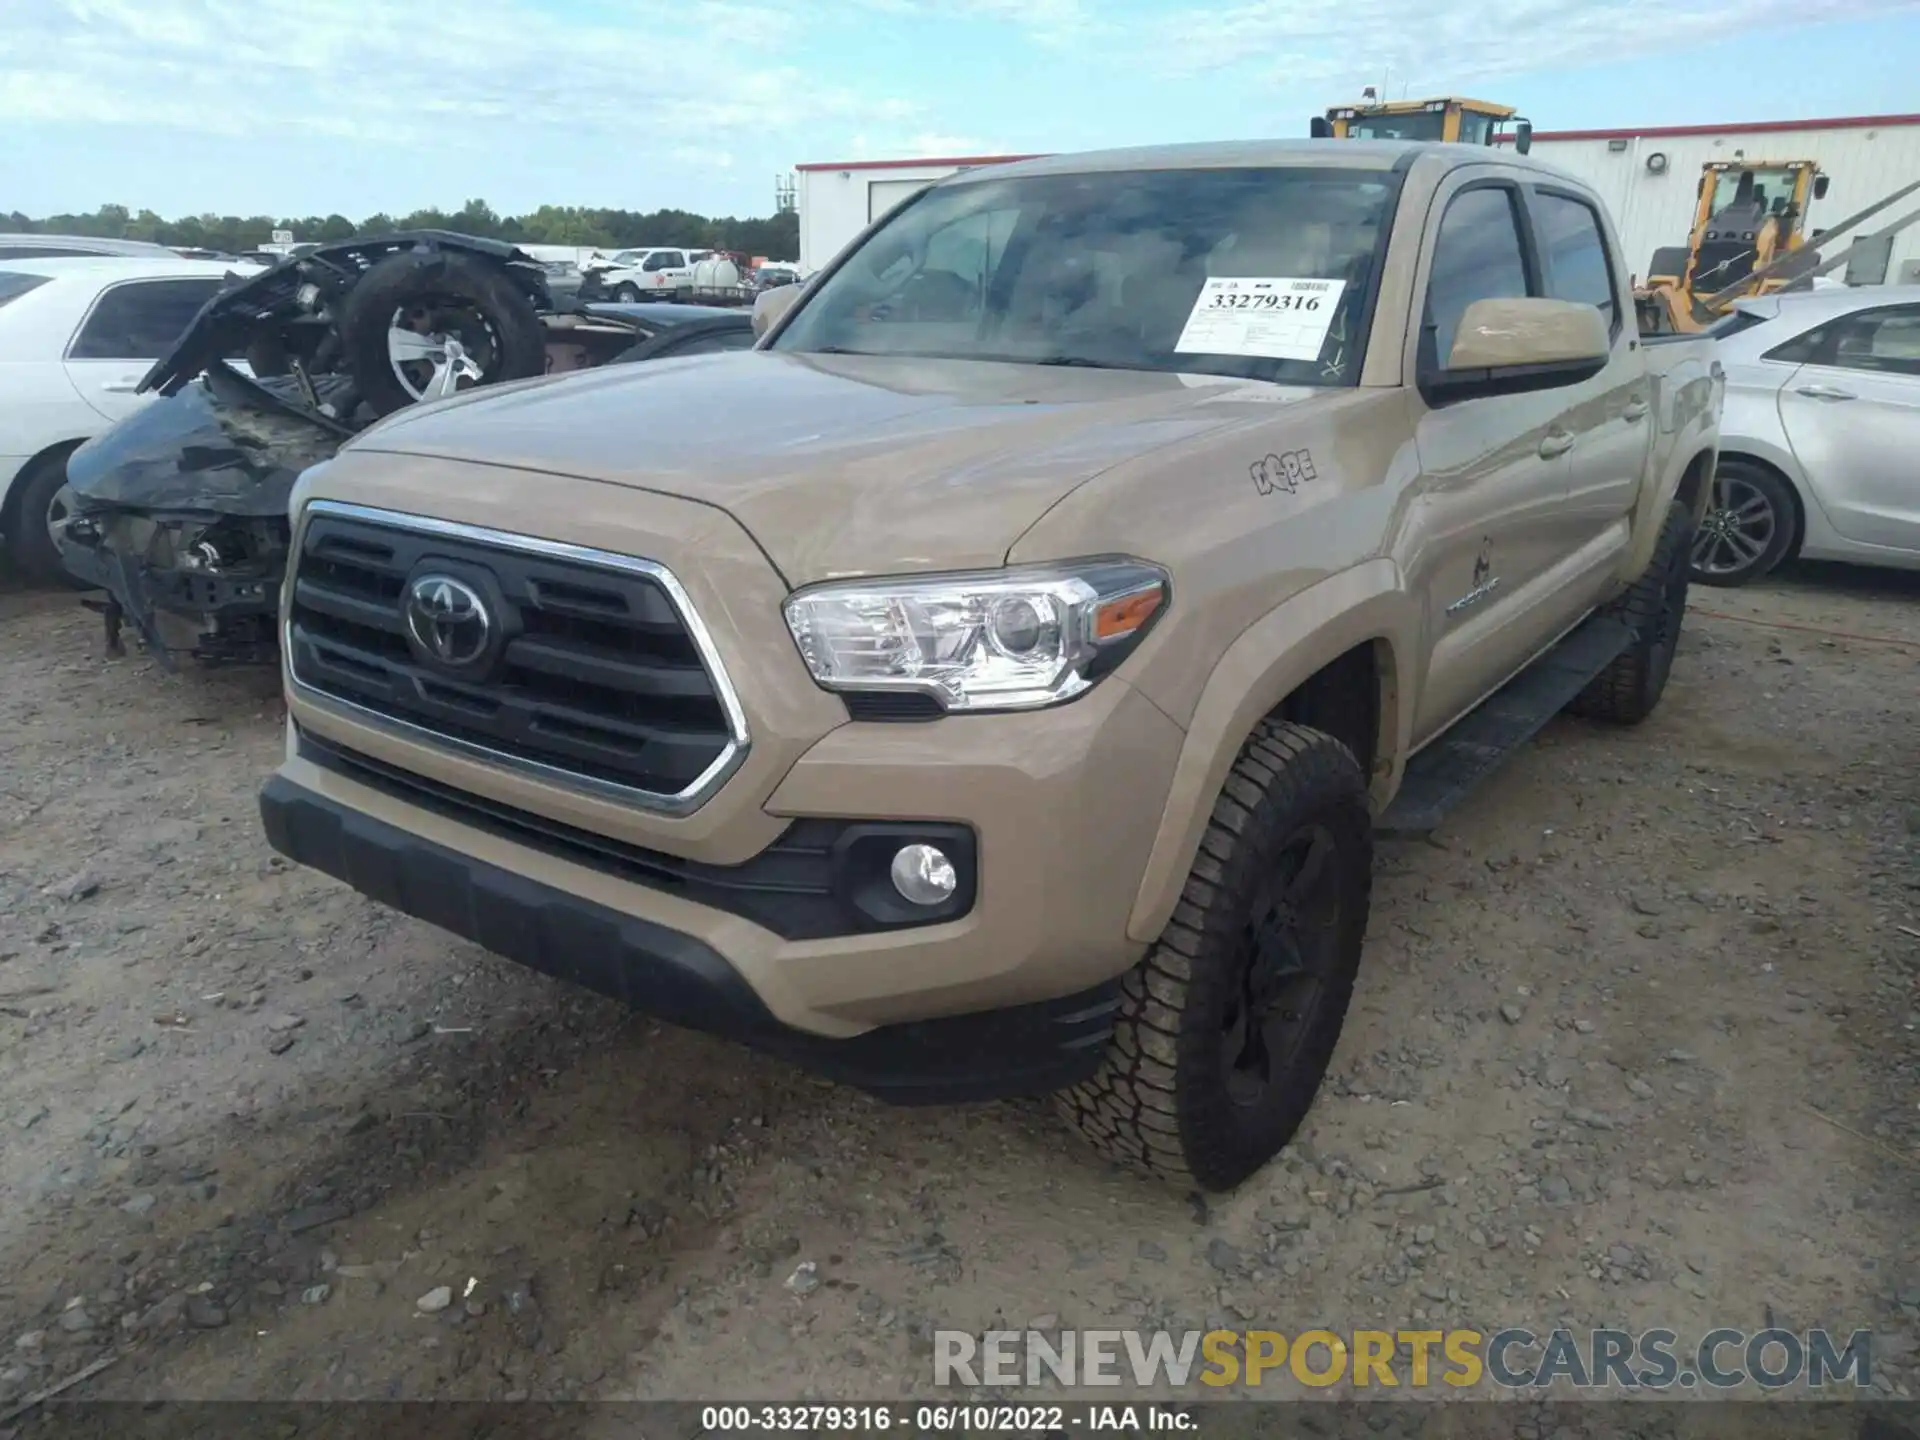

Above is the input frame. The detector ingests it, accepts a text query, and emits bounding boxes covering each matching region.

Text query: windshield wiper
[1030,355,1161,372]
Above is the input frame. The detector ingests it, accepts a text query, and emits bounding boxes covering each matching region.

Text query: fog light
[889,843,957,906]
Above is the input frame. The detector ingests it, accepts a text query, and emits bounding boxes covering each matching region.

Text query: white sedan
[0,255,260,583]
[1694,284,1920,584]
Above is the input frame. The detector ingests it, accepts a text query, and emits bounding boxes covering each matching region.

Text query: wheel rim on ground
[386,297,500,402]
[1691,473,1775,576]
[43,484,74,555]
[1221,823,1341,1109]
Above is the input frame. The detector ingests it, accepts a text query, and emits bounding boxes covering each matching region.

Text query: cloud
[0,0,923,147]
[3,0,1913,216]
[1141,0,1918,86]
[845,132,999,160]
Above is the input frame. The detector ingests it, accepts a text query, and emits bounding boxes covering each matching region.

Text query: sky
[2,0,1918,222]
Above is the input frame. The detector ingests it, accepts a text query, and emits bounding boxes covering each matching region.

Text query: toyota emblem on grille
[405,575,492,667]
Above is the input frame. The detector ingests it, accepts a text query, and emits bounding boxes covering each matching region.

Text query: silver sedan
[1693,283,1920,585]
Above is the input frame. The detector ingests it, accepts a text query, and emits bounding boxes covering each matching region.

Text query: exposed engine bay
[57,231,663,666]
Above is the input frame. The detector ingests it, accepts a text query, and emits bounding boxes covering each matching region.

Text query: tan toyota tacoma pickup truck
[260,140,1723,1191]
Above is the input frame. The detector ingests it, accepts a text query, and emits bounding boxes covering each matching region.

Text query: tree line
[2,197,800,258]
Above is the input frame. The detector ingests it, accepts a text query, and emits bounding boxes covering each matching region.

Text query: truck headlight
[782,560,1168,713]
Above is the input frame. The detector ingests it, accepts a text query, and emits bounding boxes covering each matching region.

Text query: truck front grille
[285,502,747,810]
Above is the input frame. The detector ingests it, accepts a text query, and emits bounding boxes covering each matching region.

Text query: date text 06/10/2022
[699,1404,1196,1431]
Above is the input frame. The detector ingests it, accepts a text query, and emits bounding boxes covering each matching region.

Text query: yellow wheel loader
[1312,93,1534,152]
[1635,160,1830,334]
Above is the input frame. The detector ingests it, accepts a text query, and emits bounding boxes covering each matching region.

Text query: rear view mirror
[1512,120,1533,155]
[1310,116,1334,139]
[752,283,801,339]
[1424,297,1610,404]
[1813,174,1831,200]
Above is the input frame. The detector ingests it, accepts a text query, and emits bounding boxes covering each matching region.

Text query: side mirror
[1512,120,1533,155]
[1310,116,1333,139]
[752,283,802,339]
[1813,174,1831,200]
[1424,297,1609,404]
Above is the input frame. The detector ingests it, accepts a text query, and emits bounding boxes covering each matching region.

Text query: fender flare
[1624,434,1713,582]
[1125,558,1419,942]
[1622,363,1721,582]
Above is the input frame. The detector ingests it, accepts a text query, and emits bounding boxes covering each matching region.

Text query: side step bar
[1376,613,1637,835]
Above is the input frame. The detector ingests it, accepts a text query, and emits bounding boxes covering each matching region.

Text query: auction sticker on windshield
[1174,277,1346,361]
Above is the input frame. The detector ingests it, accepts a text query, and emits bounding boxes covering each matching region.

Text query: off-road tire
[1056,721,1373,1192]
[1566,498,1694,725]
[6,450,81,588]
[1689,458,1797,587]
[338,250,548,418]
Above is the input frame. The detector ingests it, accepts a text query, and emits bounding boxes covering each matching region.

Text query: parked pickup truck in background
[260,139,1723,1191]
[581,247,709,302]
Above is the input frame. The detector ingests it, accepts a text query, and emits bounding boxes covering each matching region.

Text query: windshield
[1344,111,1447,142]
[1709,167,1801,221]
[772,166,1397,385]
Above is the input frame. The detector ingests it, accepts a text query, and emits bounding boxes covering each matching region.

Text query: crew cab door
[1773,302,1920,554]
[1522,185,1651,542]
[642,249,689,293]
[64,277,224,422]
[1405,175,1609,745]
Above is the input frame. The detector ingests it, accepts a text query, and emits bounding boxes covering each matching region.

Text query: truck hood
[347,351,1328,585]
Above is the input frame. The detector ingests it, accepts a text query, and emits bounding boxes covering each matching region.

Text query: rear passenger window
[1827,305,1920,378]
[1534,192,1617,333]
[0,271,50,307]
[1762,324,1825,366]
[68,278,222,360]
[1422,187,1530,371]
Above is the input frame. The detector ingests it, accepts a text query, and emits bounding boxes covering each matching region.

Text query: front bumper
[260,770,1122,1103]
[273,466,1189,1084]
[59,513,285,664]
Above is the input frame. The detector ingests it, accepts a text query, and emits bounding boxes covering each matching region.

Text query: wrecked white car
[55,231,753,664]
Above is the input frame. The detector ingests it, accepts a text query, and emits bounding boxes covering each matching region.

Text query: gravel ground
[0,563,1915,1414]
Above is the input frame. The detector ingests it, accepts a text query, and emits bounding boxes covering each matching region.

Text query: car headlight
[782,559,1168,713]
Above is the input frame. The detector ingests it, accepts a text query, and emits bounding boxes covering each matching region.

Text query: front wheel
[1567,497,1694,726]
[614,283,641,302]
[1056,721,1373,1192]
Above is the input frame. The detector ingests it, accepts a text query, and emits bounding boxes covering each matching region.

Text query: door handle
[102,382,142,393]
[1794,384,1856,401]
[1622,399,1649,422]
[1538,431,1575,458]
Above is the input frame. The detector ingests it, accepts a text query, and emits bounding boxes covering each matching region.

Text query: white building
[795,152,1039,273]
[1496,112,1920,286]
[795,113,1920,283]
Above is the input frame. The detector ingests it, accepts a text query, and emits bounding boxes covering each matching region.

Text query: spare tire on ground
[338,249,548,417]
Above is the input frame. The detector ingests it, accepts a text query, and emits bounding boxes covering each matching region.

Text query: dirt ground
[0,562,1915,1417]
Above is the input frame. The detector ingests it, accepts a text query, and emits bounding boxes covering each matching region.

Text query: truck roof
[938,138,1568,181]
